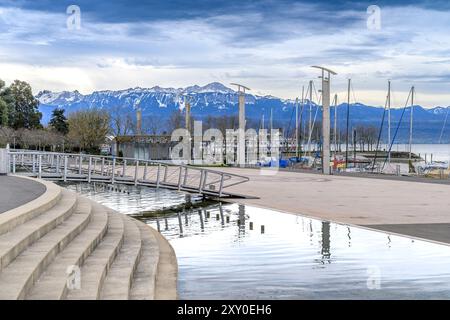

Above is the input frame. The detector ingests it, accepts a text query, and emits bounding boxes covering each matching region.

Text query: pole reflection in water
[197,210,204,231]
[238,204,246,236]
[347,226,352,247]
[177,212,183,236]
[320,222,331,264]
[219,203,225,226]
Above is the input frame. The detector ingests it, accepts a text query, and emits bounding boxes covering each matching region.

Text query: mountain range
[36,82,450,143]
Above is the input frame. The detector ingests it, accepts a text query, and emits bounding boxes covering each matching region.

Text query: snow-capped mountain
[37,82,313,124]
[36,82,450,143]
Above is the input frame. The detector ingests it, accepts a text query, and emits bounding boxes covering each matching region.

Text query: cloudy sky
[0,0,450,107]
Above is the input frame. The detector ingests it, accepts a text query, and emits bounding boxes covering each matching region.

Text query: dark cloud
[2,0,443,24]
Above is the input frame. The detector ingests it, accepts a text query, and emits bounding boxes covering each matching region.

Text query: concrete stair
[0,177,177,300]
[100,215,142,300]
[66,211,124,300]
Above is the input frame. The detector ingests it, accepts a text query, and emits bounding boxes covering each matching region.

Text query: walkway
[0,176,46,213]
[219,167,450,245]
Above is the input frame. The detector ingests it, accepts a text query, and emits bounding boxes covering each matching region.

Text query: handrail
[7,150,249,198]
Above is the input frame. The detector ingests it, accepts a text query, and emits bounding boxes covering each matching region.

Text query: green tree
[8,80,42,129]
[68,109,110,153]
[49,108,69,135]
[0,99,7,127]
[0,80,10,127]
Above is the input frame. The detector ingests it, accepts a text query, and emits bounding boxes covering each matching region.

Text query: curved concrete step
[100,215,142,300]
[150,227,178,300]
[130,221,160,300]
[0,193,90,300]
[26,199,109,300]
[130,220,159,300]
[66,211,125,300]
[0,189,77,271]
[0,177,61,236]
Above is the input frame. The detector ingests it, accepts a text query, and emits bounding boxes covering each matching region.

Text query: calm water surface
[66,182,450,299]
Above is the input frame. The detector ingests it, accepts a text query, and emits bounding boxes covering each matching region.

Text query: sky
[0,0,450,107]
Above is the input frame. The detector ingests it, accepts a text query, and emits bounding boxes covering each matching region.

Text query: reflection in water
[65,182,450,300]
[321,222,331,264]
[60,182,201,214]
[347,227,352,247]
[238,204,246,237]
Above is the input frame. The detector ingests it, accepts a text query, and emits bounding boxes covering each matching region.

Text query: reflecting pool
[65,182,450,299]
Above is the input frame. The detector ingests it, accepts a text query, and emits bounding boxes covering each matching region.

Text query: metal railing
[7,150,250,198]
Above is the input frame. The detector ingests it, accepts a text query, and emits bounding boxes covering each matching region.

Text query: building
[112,135,176,160]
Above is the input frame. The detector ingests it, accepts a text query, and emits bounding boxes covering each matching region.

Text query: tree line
[0,79,110,153]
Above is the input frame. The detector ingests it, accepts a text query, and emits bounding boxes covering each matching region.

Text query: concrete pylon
[136,108,142,135]
[0,148,9,175]
[311,66,337,175]
[184,96,191,135]
[184,96,193,164]
[231,83,250,167]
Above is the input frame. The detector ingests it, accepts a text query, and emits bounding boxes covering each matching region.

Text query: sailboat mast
[308,80,313,154]
[388,80,391,165]
[409,86,415,160]
[300,85,305,157]
[295,97,299,158]
[345,79,351,168]
[270,107,273,132]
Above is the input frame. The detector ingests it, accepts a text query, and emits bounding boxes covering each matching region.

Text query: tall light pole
[387,80,391,165]
[231,83,251,167]
[312,66,337,175]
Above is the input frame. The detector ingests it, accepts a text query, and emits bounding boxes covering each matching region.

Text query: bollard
[206,211,210,219]
[165,218,169,231]
[261,225,265,234]
[396,165,401,176]
[226,216,230,223]
[249,222,253,230]
[216,213,220,220]
[156,218,161,232]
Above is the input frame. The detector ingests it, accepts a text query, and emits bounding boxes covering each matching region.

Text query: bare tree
[110,106,134,136]
[68,109,110,153]
[0,126,16,147]
[166,110,184,133]
[142,114,162,135]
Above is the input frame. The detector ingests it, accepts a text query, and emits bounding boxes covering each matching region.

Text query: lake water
[66,183,450,299]
[327,144,450,162]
